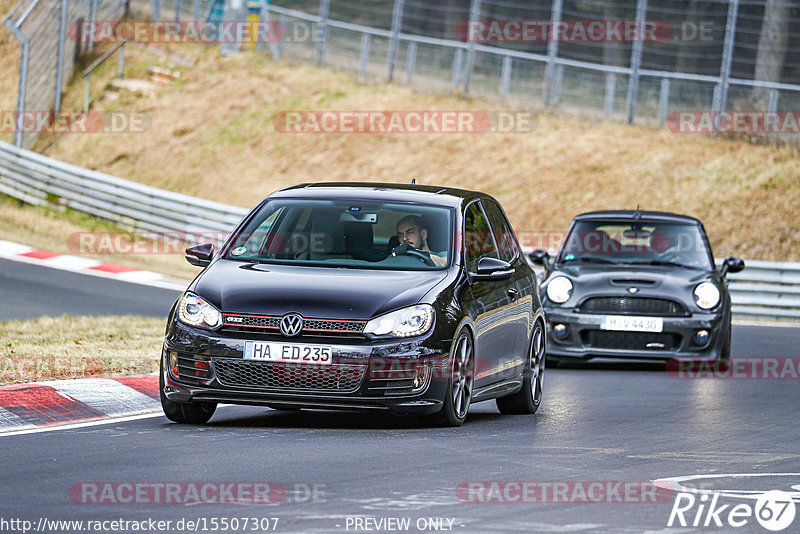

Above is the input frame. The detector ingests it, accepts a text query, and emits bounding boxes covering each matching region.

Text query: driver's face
[397,221,427,250]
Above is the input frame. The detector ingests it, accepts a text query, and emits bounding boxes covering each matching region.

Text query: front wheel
[496,320,545,414]
[159,359,217,424]
[428,330,474,427]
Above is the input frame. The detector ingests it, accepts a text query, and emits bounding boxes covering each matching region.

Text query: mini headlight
[694,282,720,310]
[546,276,573,304]
[364,304,434,338]
[178,292,222,329]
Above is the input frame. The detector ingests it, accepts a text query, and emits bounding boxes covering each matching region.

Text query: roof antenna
[633,204,641,220]
[411,178,416,184]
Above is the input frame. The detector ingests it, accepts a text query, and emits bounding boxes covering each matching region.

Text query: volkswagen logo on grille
[280,313,303,337]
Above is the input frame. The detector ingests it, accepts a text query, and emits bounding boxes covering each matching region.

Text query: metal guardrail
[1,138,798,322]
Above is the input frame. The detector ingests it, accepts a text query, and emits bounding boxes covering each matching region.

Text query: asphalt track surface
[2,257,800,533]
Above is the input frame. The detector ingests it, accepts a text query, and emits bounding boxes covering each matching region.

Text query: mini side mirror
[720,256,745,278]
[473,257,514,282]
[185,243,215,267]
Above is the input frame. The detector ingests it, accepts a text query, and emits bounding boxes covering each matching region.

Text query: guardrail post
[84,73,91,112]
[715,0,739,115]
[768,89,779,113]
[452,48,463,89]
[625,0,647,124]
[463,0,481,92]
[118,42,126,79]
[88,0,98,52]
[387,0,405,81]
[500,56,512,102]
[544,0,563,105]
[54,0,68,115]
[358,33,370,82]
[404,41,416,86]
[658,78,670,126]
[603,72,616,120]
[315,0,330,66]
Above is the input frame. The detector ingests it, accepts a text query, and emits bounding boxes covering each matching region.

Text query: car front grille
[581,330,681,351]
[221,314,367,338]
[579,297,687,316]
[212,358,367,393]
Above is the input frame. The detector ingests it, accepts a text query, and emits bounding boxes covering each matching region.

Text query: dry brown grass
[0,315,162,385]
[0,195,198,279]
[3,38,798,261]
[0,1,20,144]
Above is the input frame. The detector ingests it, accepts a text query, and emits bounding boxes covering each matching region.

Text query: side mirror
[472,257,514,282]
[720,256,745,278]
[528,249,552,271]
[185,243,215,267]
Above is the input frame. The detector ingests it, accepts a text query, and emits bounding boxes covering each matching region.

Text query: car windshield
[224,199,453,270]
[557,221,714,270]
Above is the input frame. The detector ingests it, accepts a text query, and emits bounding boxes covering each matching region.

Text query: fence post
[625,0,647,124]
[463,0,481,92]
[452,48,463,89]
[404,41,416,86]
[658,78,670,126]
[768,89,779,113]
[152,0,161,20]
[175,0,182,21]
[387,0,405,81]
[54,0,68,115]
[603,72,616,120]
[316,0,330,66]
[551,64,563,106]
[194,0,202,21]
[277,13,287,59]
[5,21,29,148]
[544,0,563,105]
[500,56,512,102]
[716,0,739,115]
[88,0,98,52]
[359,33,370,82]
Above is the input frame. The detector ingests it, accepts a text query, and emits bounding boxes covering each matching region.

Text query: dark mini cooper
[530,210,744,365]
[161,183,545,426]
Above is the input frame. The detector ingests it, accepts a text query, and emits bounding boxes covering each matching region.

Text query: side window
[235,207,284,254]
[464,202,499,272]
[481,200,520,263]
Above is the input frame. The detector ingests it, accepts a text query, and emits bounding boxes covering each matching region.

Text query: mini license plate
[243,341,333,365]
[599,315,663,332]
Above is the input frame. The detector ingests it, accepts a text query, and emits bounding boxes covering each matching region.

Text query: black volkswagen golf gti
[161,183,545,426]
[531,210,744,366]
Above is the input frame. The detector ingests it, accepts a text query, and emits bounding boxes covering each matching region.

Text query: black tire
[159,359,217,424]
[429,330,474,427]
[546,355,561,369]
[496,320,545,415]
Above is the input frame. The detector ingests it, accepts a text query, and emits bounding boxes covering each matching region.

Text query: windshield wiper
[562,256,619,265]
[624,260,702,270]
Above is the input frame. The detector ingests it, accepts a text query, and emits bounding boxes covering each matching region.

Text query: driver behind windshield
[394,215,447,267]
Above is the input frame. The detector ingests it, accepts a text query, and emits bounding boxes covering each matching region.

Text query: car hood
[191,259,449,319]
[545,264,721,309]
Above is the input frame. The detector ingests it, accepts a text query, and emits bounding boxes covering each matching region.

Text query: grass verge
[0,315,163,385]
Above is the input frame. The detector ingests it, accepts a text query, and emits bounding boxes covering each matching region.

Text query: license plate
[243,341,332,365]
[600,315,663,332]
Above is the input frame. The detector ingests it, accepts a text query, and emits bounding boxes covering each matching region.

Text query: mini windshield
[557,221,714,270]
[225,199,453,270]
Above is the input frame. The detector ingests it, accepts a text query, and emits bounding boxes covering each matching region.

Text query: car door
[464,201,519,388]
[480,199,533,378]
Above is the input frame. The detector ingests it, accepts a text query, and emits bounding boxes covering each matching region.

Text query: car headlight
[694,282,720,310]
[364,304,434,338]
[178,292,222,329]
[546,276,573,304]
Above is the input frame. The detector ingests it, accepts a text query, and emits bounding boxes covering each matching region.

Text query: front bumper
[543,308,726,361]
[162,322,451,415]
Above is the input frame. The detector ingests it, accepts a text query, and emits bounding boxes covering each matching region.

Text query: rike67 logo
[668,490,796,531]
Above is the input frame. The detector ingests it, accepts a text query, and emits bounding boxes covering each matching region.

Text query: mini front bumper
[162,322,452,415]
[543,307,727,361]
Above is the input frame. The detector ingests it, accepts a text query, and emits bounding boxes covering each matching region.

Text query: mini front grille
[213,358,366,393]
[579,297,687,316]
[222,314,366,336]
[581,330,681,351]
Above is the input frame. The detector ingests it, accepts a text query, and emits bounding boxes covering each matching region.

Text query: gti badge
[628,287,638,294]
[280,313,303,337]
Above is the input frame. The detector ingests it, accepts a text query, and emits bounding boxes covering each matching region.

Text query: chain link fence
[263,0,800,132]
